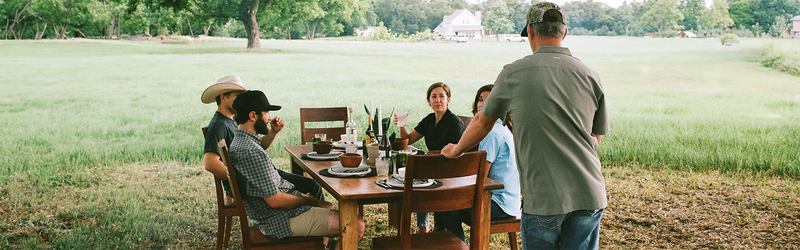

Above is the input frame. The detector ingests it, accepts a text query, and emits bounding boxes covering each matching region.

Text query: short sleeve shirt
[413,109,466,151]
[204,112,237,192]
[480,119,521,218]
[204,111,237,155]
[229,129,311,239]
[482,46,609,216]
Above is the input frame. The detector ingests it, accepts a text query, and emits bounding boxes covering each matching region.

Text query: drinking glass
[376,157,390,176]
[315,133,327,141]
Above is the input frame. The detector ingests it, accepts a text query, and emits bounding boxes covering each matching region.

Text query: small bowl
[392,138,409,151]
[313,141,333,154]
[339,153,363,168]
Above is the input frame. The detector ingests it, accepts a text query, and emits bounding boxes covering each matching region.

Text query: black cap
[232,90,282,115]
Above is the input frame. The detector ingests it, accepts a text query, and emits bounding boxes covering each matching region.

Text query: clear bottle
[346,108,358,143]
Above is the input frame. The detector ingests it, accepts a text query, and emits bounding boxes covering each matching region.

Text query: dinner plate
[333,141,364,149]
[396,145,419,155]
[385,176,434,188]
[306,151,342,160]
[328,165,371,177]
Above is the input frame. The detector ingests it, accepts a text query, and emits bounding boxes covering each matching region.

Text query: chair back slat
[218,139,254,249]
[299,107,348,144]
[399,151,489,249]
[406,154,481,180]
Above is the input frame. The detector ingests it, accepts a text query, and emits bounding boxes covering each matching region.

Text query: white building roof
[791,15,800,21]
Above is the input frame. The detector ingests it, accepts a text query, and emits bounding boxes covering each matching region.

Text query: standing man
[442,3,609,249]
[202,75,324,205]
[229,90,364,249]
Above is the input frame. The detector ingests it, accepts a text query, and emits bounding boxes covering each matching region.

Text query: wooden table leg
[339,199,359,250]
[470,191,492,250]
[387,201,400,228]
[291,157,304,175]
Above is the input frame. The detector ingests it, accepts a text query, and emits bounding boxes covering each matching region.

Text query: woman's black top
[413,109,466,151]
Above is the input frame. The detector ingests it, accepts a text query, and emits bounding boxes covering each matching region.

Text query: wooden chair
[202,127,238,250]
[490,216,521,250]
[299,107,348,145]
[454,117,521,249]
[218,139,325,250]
[372,151,490,250]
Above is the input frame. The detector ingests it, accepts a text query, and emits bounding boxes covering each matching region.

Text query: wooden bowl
[313,141,333,154]
[339,153,363,168]
[392,138,409,151]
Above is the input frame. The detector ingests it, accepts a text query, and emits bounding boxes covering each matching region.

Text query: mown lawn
[0,36,798,249]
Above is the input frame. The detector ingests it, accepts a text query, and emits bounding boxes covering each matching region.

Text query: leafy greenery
[720,33,740,44]
[761,42,800,76]
[1,34,800,249]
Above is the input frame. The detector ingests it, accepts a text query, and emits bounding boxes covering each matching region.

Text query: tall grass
[1,36,799,249]
[1,37,799,184]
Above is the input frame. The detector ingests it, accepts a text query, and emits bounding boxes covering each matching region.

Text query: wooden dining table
[285,144,503,250]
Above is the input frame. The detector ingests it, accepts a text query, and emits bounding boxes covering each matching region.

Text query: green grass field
[1,36,799,249]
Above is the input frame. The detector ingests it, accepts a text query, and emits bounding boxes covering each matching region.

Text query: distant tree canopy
[2,0,799,45]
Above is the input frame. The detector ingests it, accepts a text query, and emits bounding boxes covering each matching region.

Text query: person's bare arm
[442,112,496,158]
[203,152,229,179]
[595,135,602,146]
[263,192,333,210]
[260,117,286,149]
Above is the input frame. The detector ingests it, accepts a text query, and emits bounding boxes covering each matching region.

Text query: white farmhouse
[433,9,484,39]
[792,15,800,38]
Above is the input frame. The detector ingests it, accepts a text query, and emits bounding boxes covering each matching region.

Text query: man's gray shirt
[483,46,609,216]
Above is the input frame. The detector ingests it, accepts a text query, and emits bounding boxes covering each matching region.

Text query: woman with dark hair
[394,82,466,233]
[438,84,521,242]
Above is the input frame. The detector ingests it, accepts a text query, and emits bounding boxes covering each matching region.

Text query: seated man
[202,75,324,205]
[229,90,364,249]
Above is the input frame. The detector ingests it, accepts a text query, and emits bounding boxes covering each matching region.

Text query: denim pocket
[583,209,602,216]
[534,213,567,231]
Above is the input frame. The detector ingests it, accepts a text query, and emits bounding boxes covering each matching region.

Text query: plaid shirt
[229,129,311,239]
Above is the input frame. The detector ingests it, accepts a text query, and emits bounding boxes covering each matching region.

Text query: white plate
[306,151,342,160]
[328,165,371,177]
[333,141,364,149]
[385,176,434,188]
[396,145,419,155]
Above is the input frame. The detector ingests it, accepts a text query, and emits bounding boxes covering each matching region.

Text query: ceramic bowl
[313,141,333,154]
[339,153,363,168]
[392,138,409,151]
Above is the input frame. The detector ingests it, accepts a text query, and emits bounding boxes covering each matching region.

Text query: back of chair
[399,151,489,249]
[218,139,255,249]
[299,107,348,144]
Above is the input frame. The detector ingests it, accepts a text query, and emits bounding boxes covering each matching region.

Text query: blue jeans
[417,212,429,227]
[436,200,513,242]
[521,209,603,250]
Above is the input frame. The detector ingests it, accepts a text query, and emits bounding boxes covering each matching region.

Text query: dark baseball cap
[232,90,282,115]
[520,2,566,37]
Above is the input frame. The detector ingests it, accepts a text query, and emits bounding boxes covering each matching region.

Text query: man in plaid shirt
[229,90,364,250]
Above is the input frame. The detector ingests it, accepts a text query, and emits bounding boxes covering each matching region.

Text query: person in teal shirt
[438,84,521,242]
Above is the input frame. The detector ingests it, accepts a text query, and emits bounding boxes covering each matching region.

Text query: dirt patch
[602,166,800,249]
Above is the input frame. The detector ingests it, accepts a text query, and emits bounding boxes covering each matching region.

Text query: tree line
[2,0,798,49]
[563,0,799,37]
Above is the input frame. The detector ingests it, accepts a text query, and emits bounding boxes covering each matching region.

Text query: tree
[699,0,734,29]
[749,0,800,35]
[163,0,273,49]
[769,15,791,37]
[2,0,33,39]
[638,0,684,35]
[678,0,705,30]
[563,0,613,32]
[483,0,514,40]
[728,0,755,28]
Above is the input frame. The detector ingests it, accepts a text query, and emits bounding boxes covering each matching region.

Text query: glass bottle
[346,108,357,143]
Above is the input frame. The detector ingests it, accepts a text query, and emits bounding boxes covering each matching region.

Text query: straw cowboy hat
[201,75,248,104]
